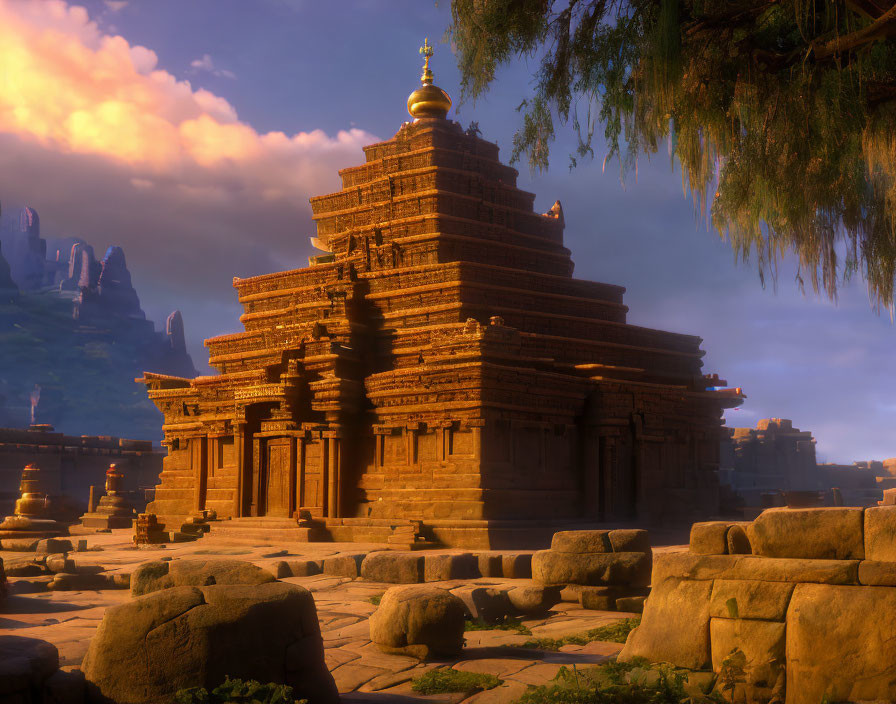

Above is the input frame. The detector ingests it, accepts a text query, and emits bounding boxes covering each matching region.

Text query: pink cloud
[0,0,376,300]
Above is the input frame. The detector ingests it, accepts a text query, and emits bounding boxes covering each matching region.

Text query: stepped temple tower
[141,44,743,547]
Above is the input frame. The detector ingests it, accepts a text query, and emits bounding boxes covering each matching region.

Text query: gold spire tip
[407,37,451,120]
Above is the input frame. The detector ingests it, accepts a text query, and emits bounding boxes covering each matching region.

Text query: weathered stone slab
[532,550,650,587]
[615,596,645,613]
[501,553,532,579]
[786,583,896,704]
[857,560,896,586]
[476,553,503,578]
[689,522,730,555]
[619,577,713,670]
[652,552,858,586]
[550,530,611,554]
[709,579,794,621]
[577,585,622,610]
[724,556,859,585]
[651,552,739,584]
[608,529,651,554]
[709,618,785,702]
[361,553,423,584]
[323,554,364,578]
[505,585,561,615]
[864,506,896,561]
[423,553,477,582]
[450,585,510,623]
[747,507,864,560]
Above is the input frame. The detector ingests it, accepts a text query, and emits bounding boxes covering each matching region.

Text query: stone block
[505,585,561,615]
[654,551,858,586]
[747,507,864,560]
[709,618,785,702]
[322,554,364,578]
[532,550,650,587]
[608,529,651,554]
[449,585,511,623]
[501,553,532,579]
[857,560,896,585]
[361,553,424,583]
[423,553,477,582]
[619,577,713,670]
[786,583,896,704]
[864,506,896,561]
[476,553,503,577]
[650,552,738,584]
[726,524,751,555]
[35,538,73,554]
[550,530,611,553]
[689,522,730,555]
[577,585,623,610]
[615,596,646,613]
[725,556,859,585]
[709,579,794,621]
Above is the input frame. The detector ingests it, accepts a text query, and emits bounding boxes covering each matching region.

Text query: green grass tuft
[514,617,640,651]
[465,617,532,635]
[411,668,503,695]
[512,660,725,704]
[175,677,306,704]
[368,593,383,606]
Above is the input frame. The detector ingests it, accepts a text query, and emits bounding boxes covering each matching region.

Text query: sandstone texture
[746,507,864,560]
[368,584,466,659]
[82,582,337,704]
[623,506,896,703]
[130,558,275,596]
[532,529,652,610]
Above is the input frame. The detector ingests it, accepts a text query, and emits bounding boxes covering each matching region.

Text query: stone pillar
[326,436,340,518]
[233,423,246,518]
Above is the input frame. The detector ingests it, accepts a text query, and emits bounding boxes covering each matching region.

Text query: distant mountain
[0,201,196,440]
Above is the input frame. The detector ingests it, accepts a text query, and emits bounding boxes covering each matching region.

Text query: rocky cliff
[0,201,197,440]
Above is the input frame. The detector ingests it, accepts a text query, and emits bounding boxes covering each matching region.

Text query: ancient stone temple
[141,45,742,547]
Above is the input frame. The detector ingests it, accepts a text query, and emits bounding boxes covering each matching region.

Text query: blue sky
[1,0,893,462]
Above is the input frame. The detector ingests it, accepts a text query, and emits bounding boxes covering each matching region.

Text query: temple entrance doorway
[262,437,292,517]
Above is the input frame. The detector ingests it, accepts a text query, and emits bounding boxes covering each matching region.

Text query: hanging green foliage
[449,0,896,308]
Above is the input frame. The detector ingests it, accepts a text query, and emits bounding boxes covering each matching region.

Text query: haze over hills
[0,200,196,441]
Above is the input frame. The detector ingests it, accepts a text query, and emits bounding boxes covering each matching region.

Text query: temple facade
[141,47,742,547]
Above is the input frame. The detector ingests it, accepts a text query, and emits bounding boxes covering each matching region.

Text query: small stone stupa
[0,463,65,539]
[80,463,136,529]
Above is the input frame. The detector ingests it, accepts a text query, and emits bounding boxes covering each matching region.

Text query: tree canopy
[448,0,896,307]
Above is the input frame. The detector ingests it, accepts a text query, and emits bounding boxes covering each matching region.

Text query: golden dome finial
[408,38,451,120]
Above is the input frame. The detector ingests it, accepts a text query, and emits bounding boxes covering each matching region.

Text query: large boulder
[532,550,650,587]
[82,582,337,704]
[786,583,896,704]
[747,507,864,560]
[130,559,275,596]
[369,584,466,659]
[0,636,59,703]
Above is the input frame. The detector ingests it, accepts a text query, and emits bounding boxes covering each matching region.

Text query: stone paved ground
[0,528,668,703]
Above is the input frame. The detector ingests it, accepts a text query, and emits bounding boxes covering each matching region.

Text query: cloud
[190,53,237,80]
[103,1,128,11]
[0,0,376,325]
